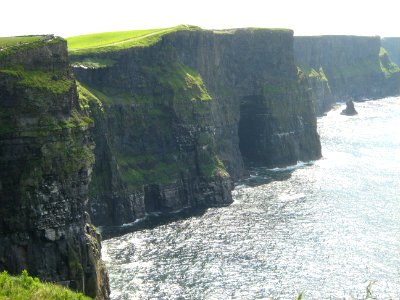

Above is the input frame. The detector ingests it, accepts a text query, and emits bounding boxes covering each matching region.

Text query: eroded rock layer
[71,28,321,226]
[294,36,400,114]
[0,36,109,299]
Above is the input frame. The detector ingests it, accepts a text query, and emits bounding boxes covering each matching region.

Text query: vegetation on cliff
[67,25,200,55]
[0,69,73,94]
[0,35,93,136]
[379,47,400,77]
[0,271,91,300]
[0,35,109,299]
[294,35,400,114]
[0,36,47,48]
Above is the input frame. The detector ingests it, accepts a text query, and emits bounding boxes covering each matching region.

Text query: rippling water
[102,98,400,299]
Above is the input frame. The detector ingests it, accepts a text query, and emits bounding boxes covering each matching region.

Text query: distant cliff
[294,36,400,114]
[382,37,400,66]
[69,26,321,226]
[0,36,109,299]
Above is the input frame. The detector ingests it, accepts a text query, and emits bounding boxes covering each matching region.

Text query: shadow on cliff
[100,207,209,240]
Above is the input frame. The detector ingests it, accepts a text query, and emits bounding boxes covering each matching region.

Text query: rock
[0,37,109,299]
[294,36,400,114]
[341,100,358,116]
[44,229,57,241]
[71,27,322,226]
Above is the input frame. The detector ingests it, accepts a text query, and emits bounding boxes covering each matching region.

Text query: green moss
[76,81,104,111]
[200,155,228,177]
[308,67,328,81]
[21,134,94,185]
[115,152,184,189]
[0,69,73,94]
[145,62,212,101]
[379,47,400,78]
[0,270,91,300]
[67,25,201,55]
[87,87,131,105]
[0,109,92,137]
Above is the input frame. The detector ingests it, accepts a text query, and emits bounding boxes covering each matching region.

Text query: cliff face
[294,36,400,114]
[0,37,109,299]
[70,28,321,226]
[382,37,400,66]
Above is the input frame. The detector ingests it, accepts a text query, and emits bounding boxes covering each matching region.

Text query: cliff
[294,36,400,114]
[0,36,109,299]
[382,37,400,66]
[68,26,321,226]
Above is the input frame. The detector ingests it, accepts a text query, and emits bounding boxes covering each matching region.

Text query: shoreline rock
[341,100,358,116]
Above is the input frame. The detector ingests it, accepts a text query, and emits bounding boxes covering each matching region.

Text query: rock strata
[70,27,322,226]
[294,36,400,115]
[0,36,109,299]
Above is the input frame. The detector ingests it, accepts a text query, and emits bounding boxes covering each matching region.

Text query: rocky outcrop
[294,36,400,115]
[341,100,358,116]
[0,36,109,299]
[70,27,321,226]
[382,37,400,66]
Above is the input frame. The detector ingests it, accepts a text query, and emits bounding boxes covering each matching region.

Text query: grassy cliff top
[0,35,52,49]
[67,25,200,55]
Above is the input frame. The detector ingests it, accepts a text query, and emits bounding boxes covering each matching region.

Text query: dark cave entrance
[238,95,267,164]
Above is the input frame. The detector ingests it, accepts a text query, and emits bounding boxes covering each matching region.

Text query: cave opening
[238,95,267,164]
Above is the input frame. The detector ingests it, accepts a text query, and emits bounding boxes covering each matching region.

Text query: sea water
[102,97,400,299]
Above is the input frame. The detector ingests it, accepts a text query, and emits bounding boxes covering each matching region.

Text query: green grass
[67,25,200,54]
[0,36,47,48]
[0,69,73,94]
[0,270,91,300]
[115,152,184,188]
[145,62,212,101]
[76,81,104,111]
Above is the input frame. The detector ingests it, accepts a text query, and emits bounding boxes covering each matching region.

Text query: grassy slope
[0,270,92,300]
[67,25,200,55]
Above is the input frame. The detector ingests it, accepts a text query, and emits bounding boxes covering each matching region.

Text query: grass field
[67,25,200,54]
[0,36,47,48]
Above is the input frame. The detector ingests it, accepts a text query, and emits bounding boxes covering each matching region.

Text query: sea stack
[341,100,358,115]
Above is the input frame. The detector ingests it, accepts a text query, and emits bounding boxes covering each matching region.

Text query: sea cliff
[382,37,400,66]
[0,36,109,299]
[294,36,400,114]
[69,26,322,226]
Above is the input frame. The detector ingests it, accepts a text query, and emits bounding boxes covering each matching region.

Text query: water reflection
[103,98,400,299]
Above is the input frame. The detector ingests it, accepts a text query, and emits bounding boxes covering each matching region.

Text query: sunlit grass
[0,270,91,299]
[0,36,46,48]
[67,25,200,54]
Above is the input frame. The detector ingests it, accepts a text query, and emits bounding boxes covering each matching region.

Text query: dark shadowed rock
[0,36,109,299]
[341,100,358,116]
[70,27,322,227]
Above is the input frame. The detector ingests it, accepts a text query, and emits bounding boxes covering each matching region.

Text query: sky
[1,0,399,38]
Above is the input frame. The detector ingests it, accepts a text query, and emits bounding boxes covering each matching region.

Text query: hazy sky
[1,0,399,37]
